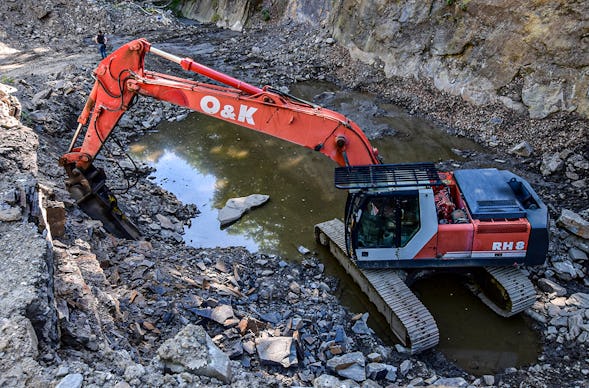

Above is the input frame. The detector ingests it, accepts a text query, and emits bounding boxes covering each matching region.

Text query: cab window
[356,194,420,248]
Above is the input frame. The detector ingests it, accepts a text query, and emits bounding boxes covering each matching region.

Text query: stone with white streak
[256,336,298,368]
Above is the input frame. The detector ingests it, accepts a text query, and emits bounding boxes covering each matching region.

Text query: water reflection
[131,82,480,259]
[132,114,346,256]
[413,275,540,374]
[144,151,260,250]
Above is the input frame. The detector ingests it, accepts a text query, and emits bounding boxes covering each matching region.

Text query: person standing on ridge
[94,30,108,59]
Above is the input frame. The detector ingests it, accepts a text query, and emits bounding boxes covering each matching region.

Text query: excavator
[59,39,549,353]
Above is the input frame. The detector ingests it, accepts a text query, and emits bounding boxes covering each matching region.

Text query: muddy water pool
[130,81,540,374]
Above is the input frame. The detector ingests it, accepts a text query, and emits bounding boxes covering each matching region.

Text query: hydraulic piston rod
[149,46,263,96]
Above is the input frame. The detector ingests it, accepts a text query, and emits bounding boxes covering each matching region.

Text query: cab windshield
[356,194,420,248]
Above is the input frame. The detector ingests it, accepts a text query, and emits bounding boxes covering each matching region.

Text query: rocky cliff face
[177,0,256,31]
[181,0,589,120]
[0,84,57,387]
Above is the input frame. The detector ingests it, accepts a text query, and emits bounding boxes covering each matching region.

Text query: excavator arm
[59,39,380,238]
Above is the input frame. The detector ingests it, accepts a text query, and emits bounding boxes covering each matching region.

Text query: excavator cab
[339,163,549,269]
[338,163,442,268]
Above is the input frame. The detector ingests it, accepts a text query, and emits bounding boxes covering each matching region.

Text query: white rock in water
[218,194,269,226]
[297,245,310,255]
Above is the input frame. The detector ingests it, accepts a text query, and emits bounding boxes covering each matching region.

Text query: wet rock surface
[0,1,588,387]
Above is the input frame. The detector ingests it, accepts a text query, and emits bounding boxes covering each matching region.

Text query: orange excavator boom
[59,39,380,238]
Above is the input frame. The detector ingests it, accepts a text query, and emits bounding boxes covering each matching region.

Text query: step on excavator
[59,39,549,353]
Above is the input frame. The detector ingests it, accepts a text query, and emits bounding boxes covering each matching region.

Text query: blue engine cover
[454,168,525,219]
[454,168,549,266]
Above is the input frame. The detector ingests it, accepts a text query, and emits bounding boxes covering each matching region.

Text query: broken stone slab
[540,152,564,176]
[256,336,298,368]
[313,374,347,388]
[509,141,533,157]
[385,364,398,381]
[552,260,577,281]
[567,313,584,339]
[557,209,589,239]
[366,352,382,363]
[537,278,567,296]
[566,293,589,309]
[549,315,568,328]
[157,324,231,383]
[546,303,562,317]
[326,351,366,382]
[225,339,244,359]
[334,325,348,345]
[31,88,52,108]
[366,362,389,380]
[564,234,589,254]
[242,340,256,355]
[155,213,176,230]
[399,359,412,376]
[189,305,235,326]
[217,194,269,226]
[0,205,22,221]
[569,247,588,261]
[351,313,373,335]
[432,377,469,387]
[55,373,83,388]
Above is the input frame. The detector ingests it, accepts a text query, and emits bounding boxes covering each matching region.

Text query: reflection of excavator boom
[60,39,549,353]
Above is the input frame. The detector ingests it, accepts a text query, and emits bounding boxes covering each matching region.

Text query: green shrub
[261,8,270,21]
[167,0,183,17]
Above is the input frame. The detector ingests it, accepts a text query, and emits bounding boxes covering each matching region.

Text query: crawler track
[315,219,439,354]
[467,266,537,317]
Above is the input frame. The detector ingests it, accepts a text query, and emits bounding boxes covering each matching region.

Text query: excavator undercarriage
[315,218,537,353]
